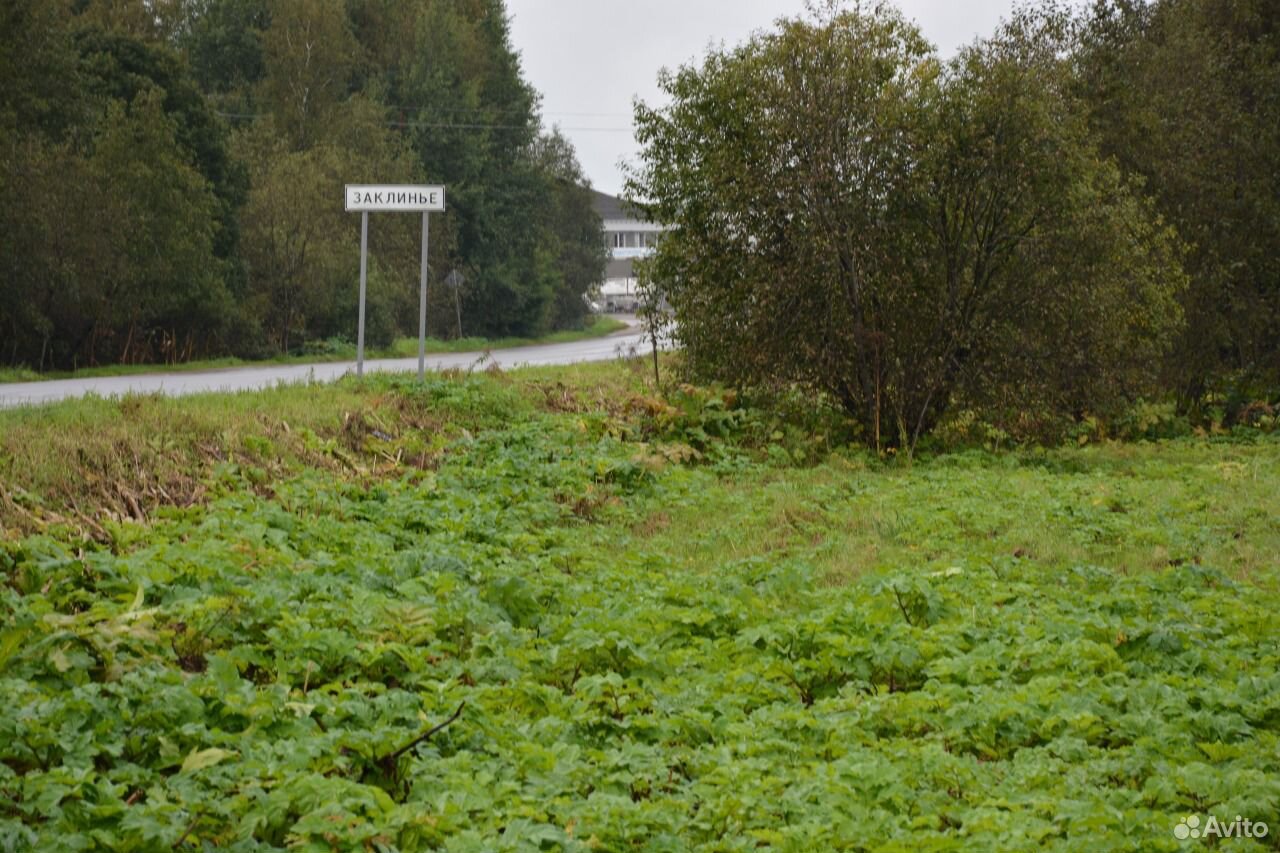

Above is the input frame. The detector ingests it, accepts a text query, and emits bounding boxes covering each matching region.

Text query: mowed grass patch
[611,439,1280,586]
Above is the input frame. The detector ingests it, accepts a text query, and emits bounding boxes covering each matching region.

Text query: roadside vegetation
[630,0,1279,451]
[1,0,608,374]
[2,0,1277,849]
[2,361,1277,850]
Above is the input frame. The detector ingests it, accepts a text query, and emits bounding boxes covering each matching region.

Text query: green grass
[1,363,1277,851]
[625,441,1280,587]
[0,315,630,384]
[0,358,647,534]
[379,315,631,357]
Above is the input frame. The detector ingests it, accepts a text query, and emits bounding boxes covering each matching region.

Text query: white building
[592,190,663,312]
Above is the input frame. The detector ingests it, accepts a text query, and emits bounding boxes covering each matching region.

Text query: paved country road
[0,317,648,409]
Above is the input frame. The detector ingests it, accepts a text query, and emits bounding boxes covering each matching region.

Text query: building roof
[591,189,645,223]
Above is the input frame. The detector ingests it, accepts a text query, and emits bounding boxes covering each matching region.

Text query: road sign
[345,185,445,213]
[346,185,446,380]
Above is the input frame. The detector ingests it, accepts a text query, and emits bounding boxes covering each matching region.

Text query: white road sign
[345,184,445,212]
[346,182,447,380]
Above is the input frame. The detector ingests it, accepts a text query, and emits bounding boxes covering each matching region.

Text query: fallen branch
[172,809,203,849]
[381,702,466,765]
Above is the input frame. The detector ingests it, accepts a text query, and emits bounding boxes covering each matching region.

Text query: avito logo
[1174,814,1269,841]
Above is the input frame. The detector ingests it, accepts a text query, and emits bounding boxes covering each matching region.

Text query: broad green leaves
[180,747,236,774]
[2,377,1278,850]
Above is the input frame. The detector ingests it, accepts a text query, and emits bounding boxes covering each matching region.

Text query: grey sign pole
[417,211,429,381]
[357,210,369,379]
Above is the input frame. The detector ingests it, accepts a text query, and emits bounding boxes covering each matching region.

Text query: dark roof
[591,189,644,222]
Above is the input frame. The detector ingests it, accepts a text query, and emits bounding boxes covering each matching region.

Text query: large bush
[630,6,1187,449]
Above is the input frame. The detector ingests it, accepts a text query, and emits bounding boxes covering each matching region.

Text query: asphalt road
[0,317,648,409]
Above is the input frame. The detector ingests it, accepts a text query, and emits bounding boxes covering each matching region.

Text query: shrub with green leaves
[630,5,1186,451]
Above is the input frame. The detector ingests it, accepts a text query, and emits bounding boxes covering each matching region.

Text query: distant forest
[0,0,608,370]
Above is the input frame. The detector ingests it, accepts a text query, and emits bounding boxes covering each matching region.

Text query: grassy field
[1,362,1277,851]
[0,316,630,384]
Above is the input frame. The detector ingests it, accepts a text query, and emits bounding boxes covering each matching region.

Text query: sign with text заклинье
[346,184,446,380]
[345,185,445,213]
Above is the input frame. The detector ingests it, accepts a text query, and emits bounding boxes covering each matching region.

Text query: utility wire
[382,105,634,118]
[215,111,632,132]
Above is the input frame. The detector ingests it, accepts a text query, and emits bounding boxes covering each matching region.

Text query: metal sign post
[418,212,429,381]
[345,184,446,380]
[357,211,369,378]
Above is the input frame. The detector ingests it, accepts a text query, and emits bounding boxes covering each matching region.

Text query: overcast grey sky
[505,0,1036,195]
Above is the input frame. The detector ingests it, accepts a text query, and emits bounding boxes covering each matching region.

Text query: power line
[388,120,632,132]
[214,111,632,133]
[383,105,634,119]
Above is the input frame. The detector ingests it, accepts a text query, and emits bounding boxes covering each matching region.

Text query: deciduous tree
[1075,0,1280,402]
[631,4,1185,448]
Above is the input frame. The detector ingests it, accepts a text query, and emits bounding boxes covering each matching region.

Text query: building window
[612,233,625,249]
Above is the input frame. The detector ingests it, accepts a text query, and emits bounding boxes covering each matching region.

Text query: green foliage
[1,370,1278,850]
[1,0,606,371]
[532,129,612,331]
[1075,0,1280,394]
[233,118,417,353]
[178,0,268,98]
[381,0,605,340]
[0,0,81,137]
[91,91,231,358]
[258,0,360,151]
[630,5,1186,452]
[624,383,859,468]
[74,25,249,261]
[0,10,238,370]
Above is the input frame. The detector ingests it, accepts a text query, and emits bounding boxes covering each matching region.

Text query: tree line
[0,0,607,371]
[630,0,1279,447]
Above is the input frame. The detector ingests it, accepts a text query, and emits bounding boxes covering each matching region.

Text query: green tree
[531,128,608,329]
[0,0,90,368]
[631,4,1185,449]
[68,0,187,43]
[89,89,229,363]
[177,0,269,100]
[1075,0,1280,401]
[75,25,248,263]
[258,0,360,150]
[390,0,555,337]
[0,0,82,138]
[1,4,237,369]
[0,135,128,370]
[916,8,1186,441]
[235,99,421,353]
